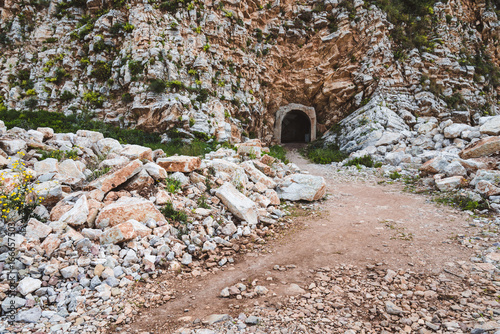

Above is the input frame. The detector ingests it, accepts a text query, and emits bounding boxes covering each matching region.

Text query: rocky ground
[110,151,500,334]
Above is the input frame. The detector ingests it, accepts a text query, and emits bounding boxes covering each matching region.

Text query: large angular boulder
[435,176,465,191]
[459,136,500,159]
[276,174,326,201]
[17,277,41,296]
[76,130,104,143]
[157,156,201,172]
[241,161,276,189]
[100,220,151,244]
[0,139,27,155]
[96,138,122,155]
[215,182,258,225]
[206,159,239,174]
[419,156,449,175]
[143,162,167,181]
[480,116,500,135]
[95,196,165,227]
[26,218,52,241]
[34,158,58,175]
[58,195,89,227]
[88,159,142,193]
[119,145,153,161]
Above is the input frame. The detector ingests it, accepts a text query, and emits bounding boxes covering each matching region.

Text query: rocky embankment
[0,122,326,332]
[325,97,500,213]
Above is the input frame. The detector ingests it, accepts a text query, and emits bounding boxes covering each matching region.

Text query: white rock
[436,176,465,191]
[17,277,41,296]
[277,174,326,201]
[480,116,500,135]
[58,195,89,226]
[215,183,258,225]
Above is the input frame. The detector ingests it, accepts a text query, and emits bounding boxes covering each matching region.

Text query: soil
[126,146,477,333]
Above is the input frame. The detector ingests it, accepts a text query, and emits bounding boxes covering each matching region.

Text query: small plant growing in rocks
[165,177,182,193]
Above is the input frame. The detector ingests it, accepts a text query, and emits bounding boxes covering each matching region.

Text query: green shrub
[303,140,348,164]
[434,193,490,212]
[148,79,167,93]
[91,61,111,82]
[93,39,107,53]
[268,145,289,164]
[38,148,79,161]
[165,177,182,193]
[121,92,133,103]
[25,98,38,111]
[389,171,401,179]
[160,201,188,223]
[43,37,58,43]
[60,90,76,101]
[344,155,382,168]
[128,60,144,76]
[83,91,105,107]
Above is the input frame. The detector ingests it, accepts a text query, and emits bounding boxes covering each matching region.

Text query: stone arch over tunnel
[274,104,316,144]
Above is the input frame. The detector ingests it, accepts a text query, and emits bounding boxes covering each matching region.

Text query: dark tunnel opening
[281,110,311,143]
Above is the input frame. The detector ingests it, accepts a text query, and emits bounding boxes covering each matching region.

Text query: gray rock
[16,306,42,323]
[245,315,260,325]
[181,253,192,265]
[385,301,403,315]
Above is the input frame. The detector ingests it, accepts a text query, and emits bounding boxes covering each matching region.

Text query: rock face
[277,175,326,201]
[215,183,259,226]
[157,156,201,173]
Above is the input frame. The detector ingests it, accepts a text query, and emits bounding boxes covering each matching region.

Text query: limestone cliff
[1,0,499,144]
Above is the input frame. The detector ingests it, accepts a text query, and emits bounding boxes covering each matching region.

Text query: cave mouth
[281,110,312,143]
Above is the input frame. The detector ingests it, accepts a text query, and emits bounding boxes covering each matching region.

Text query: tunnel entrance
[274,103,316,144]
[281,110,311,143]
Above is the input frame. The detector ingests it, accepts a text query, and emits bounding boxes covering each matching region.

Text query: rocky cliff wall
[1,0,500,144]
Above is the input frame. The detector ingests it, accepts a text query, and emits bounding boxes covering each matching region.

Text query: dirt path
[127,148,476,333]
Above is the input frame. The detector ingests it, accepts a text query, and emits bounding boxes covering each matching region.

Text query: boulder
[479,116,500,135]
[17,277,41,296]
[206,159,240,174]
[34,158,58,175]
[459,136,500,159]
[58,195,89,227]
[76,130,104,143]
[58,159,86,180]
[96,138,122,155]
[40,234,61,256]
[157,156,201,172]
[88,159,143,193]
[26,218,52,241]
[0,139,27,155]
[100,220,151,244]
[444,161,467,177]
[123,169,154,191]
[419,156,449,175]
[215,182,258,225]
[276,174,326,201]
[16,306,42,323]
[241,161,276,189]
[435,176,465,191]
[119,145,153,161]
[470,170,500,187]
[476,180,500,197]
[95,196,165,227]
[143,162,167,181]
[443,123,470,138]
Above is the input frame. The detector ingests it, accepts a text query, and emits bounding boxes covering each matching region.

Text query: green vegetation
[38,148,79,161]
[25,98,38,111]
[160,201,188,223]
[83,91,105,108]
[370,0,439,54]
[0,109,224,157]
[128,60,144,76]
[459,50,500,89]
[60,90,76,101]
[302,140,348,164]
[197,194,210,209]
[148,79,186,93]
[388,171,401,179]
[433,193,490,212]
[268,145,289,164]
[91,61,111,82]
[344,155,382,168]
[165,177,182,193]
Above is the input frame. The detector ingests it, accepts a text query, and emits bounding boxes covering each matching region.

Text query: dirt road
[127,148,476,333]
